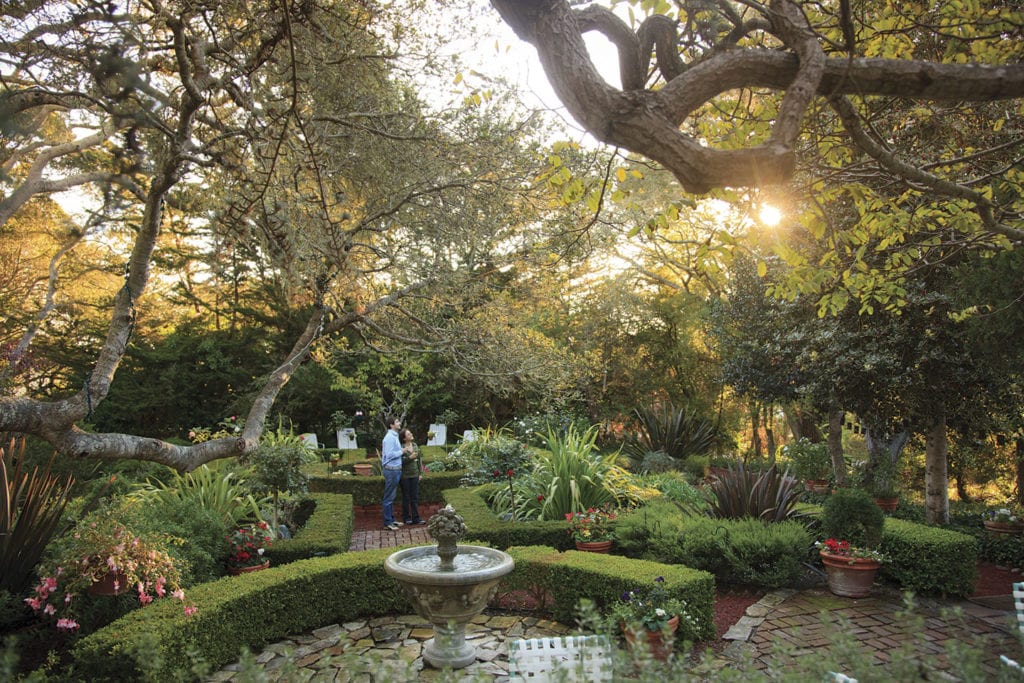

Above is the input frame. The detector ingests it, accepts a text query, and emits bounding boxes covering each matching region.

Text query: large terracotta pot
[984,520,1024,537]
[89,571,131,596]
[873,497,899,513]
[805,479,830,494]
[622,614,679,661]
[227,560,270,576]
[575,540,613,554]
[353,463,374,476]
[820,551,881,598]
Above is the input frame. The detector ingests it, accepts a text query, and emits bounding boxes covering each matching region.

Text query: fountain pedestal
[384,506,514,669]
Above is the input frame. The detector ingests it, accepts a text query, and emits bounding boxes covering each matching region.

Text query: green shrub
[450,427,533,486]
[505,545,715,643]
[69,549,407,681]
[614,500,811,588]
[821,488,884,547]
[881,518,978,596]
[780,438,831,481]
[265,493,353,565]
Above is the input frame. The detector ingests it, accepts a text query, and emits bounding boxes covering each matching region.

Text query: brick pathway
[348,503,444,550]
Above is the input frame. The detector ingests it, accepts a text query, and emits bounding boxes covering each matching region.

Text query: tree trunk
[828,407,846,486]
[924,412,950,525]
[764,404,777,465]
[750,401,762,460]
[1015,437,1024,507]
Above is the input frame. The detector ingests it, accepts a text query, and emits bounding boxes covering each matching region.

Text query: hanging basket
[89,571,131,596]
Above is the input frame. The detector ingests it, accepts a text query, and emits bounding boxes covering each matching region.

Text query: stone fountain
[384,505,514,669]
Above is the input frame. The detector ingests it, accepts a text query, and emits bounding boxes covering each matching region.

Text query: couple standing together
[381,416,424,531]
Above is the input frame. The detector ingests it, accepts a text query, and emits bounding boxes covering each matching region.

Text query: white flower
[257,548,265,556]
[655,608,666,617]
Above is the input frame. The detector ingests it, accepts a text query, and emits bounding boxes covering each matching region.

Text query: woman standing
[399,428,424,525]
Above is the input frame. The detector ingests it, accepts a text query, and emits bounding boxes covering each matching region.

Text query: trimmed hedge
[442,486,574,551]
[505,545,716,643]
[881,518,978,597]
[264,492,353,565]
[309,469,466,506]
[70,548,408,681]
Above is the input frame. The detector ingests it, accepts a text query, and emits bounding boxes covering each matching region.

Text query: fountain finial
[428,504,465,569]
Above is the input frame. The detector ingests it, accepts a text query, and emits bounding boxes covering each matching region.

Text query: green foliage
[881,518,978,596]
[69,548,408,681]
[509,410,590,448]
[639,471,707,510]
[264,493,353,565]
[624,402,719,467]
[489,424,629,521]
[244,423,316,531]
[780,437,831,481]
[821,488,885,548]
[127,461,263,530]
[505,545,716,643]
[453,427,533,486]
[1,436,75,596]
[614,500,811,588]
[699,462,802,521]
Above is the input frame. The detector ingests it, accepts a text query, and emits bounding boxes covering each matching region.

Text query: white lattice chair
[1002,581,1024,674]
[507,635,613,682]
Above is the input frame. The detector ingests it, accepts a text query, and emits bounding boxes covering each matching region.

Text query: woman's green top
[401,444,421,478]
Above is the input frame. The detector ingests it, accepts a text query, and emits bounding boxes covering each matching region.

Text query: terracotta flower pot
[819,550,881,598]
[353,463,374,476]
[227,560,270,576]
[984,520,1024,537]
[575,540,613,553]
[873,496,899,513]
[805,479,831,494]
[89,571,131,596]
[622,614,679,661]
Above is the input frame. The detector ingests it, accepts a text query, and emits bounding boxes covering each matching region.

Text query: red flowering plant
[25,509,192,631]
[226,521,274,569]
[566,507,616,543]
[818,538,888,564]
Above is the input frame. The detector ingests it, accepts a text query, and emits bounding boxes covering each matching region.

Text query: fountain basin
[385,545,514,668]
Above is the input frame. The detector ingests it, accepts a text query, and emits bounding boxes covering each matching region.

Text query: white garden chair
[507,635,613,682]
[1001,582,1024,674]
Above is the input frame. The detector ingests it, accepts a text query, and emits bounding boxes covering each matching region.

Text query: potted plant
[225,521,274,574]
[566,507,616,553]
[983,507,1024,536]
[817,537,889,598]
[781,438,831,493]
[819,488,887,597]
[608,576,692,661]
[26,509,190,631]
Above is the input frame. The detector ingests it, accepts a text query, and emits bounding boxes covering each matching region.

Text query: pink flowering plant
[226,521,273,568]
[565,507,616,543]
[26,512,191,631]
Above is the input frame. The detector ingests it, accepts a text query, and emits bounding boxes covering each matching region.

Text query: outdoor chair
[1001,581,1024,674]
[507,635,613,682]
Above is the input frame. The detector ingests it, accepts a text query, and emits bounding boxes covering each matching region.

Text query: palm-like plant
[0,436,75,596]
[699,461,802,522]
[624,403,719,469]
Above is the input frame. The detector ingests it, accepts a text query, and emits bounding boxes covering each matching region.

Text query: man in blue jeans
[381,416,404,530]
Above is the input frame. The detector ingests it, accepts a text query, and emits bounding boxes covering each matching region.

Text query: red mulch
[973,562,1019,597]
